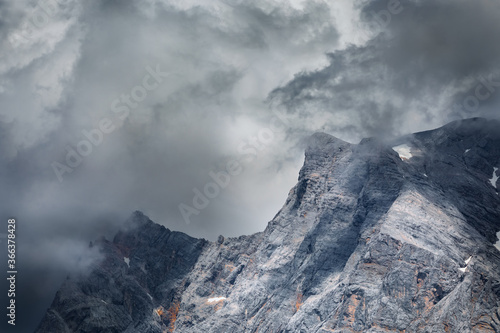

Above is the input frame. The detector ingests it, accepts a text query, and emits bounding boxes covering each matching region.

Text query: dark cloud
[362,0,500,76]
[270,0,500,141]
[0,1,338,330]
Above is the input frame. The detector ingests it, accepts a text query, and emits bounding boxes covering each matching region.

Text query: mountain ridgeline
[37,118,500,333]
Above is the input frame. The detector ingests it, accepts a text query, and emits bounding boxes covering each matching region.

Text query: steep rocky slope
[37,118,500,333]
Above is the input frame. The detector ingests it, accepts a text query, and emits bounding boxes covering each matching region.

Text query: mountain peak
[37,119,500,333]
[306,132,349,152]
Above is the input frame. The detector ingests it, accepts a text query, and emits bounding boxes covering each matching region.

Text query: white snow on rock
[459,256,472,273]
[147,293,153,300]
[495,232,500,252]
[392,144,412,160]
[207,297,226,303]
[489,167,499,188]
[465,149,471,154]
[124,257,130,267]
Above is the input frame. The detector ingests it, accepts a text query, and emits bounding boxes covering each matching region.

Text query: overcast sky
[1,0,500,330]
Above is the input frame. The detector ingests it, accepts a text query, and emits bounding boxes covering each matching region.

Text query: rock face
[36,118,500,333]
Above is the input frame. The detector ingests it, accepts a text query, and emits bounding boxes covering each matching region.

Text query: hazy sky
[1,0,500,330]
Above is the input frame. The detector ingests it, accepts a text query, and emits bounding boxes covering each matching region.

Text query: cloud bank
[1,0,499,331]
[270,0,500,141]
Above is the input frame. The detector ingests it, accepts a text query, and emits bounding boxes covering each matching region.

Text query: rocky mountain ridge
[37,118,500,333]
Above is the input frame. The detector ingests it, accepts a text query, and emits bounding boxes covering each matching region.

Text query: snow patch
[489,167,498,188]
[392,144,412,160]
[124,257,130,267]
[459,256,472,273]
[101,300,107,304]
[147,293,153,300]
[495,231,500,252]
[207,297,226,303]
[465,149,471,154]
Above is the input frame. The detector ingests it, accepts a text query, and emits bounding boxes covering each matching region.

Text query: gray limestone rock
[36,118,500,333]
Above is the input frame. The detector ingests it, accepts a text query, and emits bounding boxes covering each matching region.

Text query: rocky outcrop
[36,118,500,333]
[36,215,206,333]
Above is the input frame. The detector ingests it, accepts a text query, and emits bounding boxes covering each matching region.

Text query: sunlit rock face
[37,118,500,333]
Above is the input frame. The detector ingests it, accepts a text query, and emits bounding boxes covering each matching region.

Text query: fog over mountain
[1,0,500,332]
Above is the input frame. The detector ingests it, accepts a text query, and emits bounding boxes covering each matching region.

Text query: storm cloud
[1,0,500,331]
[270,0,500,141]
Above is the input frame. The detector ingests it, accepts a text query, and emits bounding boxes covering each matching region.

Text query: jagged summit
[37,118,500,333]
[126,210,151,226]
[429,117,500,137]
[305,132,349,151]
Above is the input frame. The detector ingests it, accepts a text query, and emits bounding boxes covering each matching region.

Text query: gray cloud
[0,1,338,330]
[2,0,500,331]
[270,0,500,142]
